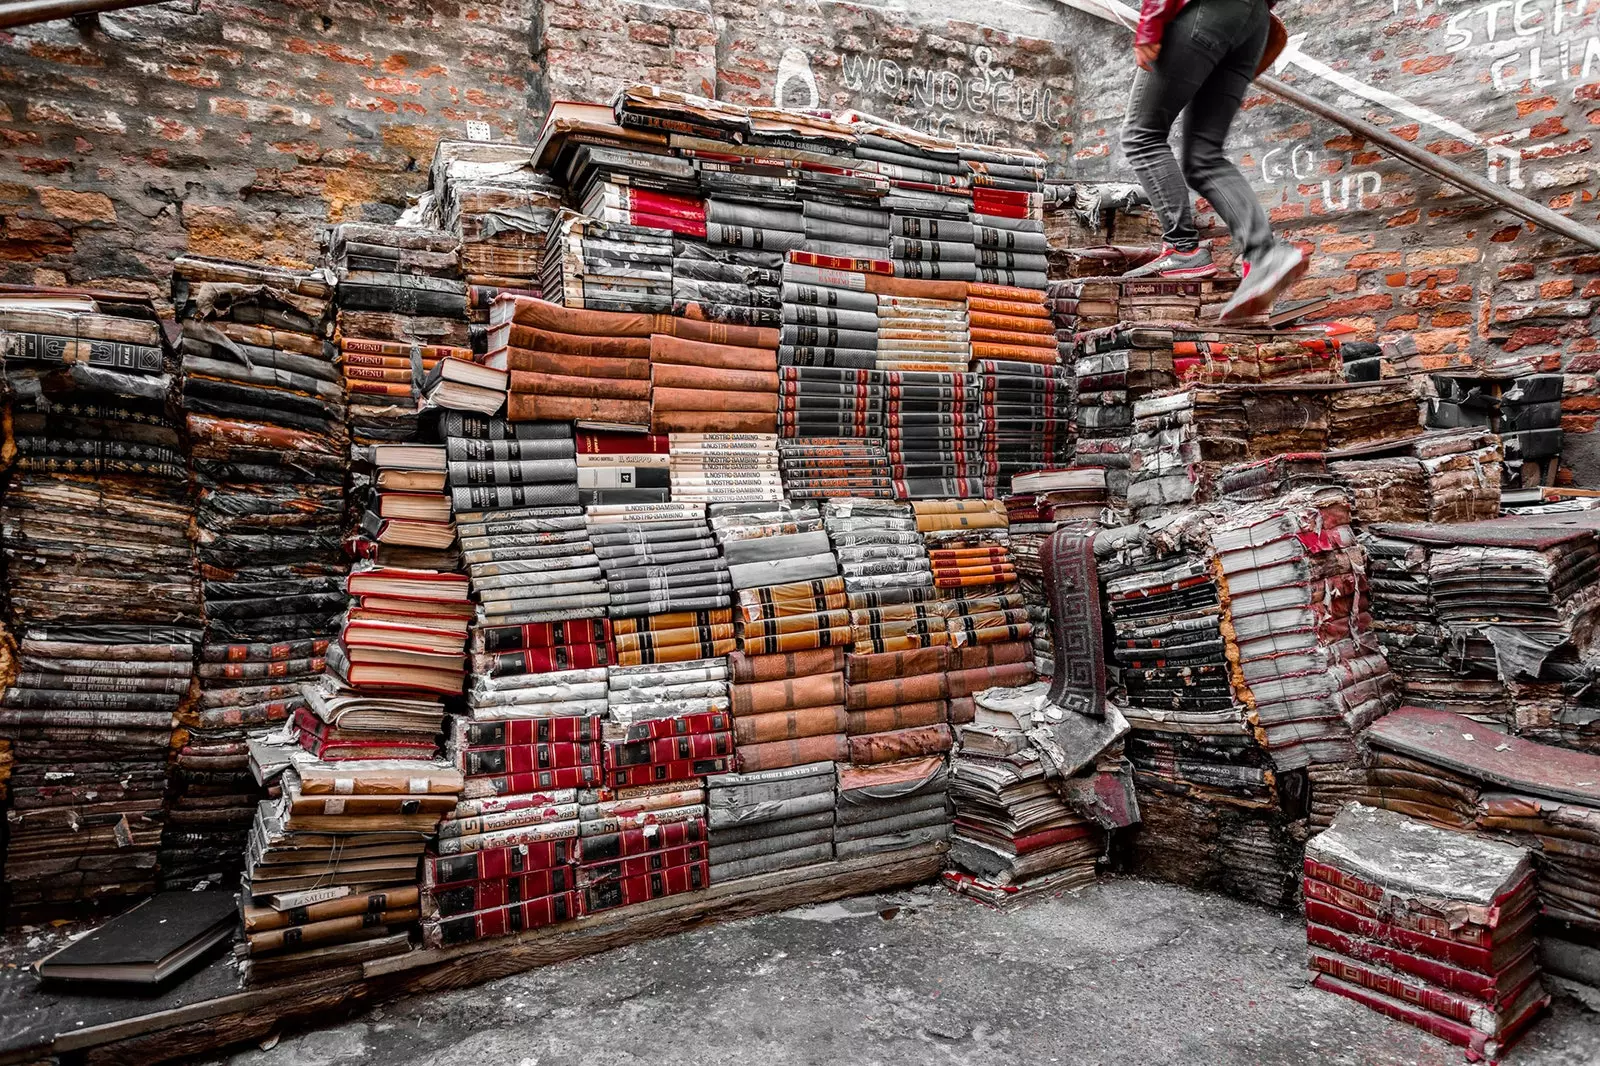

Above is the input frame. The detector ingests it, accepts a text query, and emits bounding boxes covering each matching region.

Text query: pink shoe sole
[1217,254,1309,322]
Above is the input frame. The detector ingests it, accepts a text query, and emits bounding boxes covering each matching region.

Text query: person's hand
[1135,42,1160,70]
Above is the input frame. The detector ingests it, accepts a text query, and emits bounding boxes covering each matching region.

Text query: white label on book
[409,777,430,793]
[324,798,346,815]
[465,120,491,142]
[334,777,354,795]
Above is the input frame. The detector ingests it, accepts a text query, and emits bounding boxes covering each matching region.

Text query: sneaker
[1123,244,1218,279]
[1217,243,1308,322]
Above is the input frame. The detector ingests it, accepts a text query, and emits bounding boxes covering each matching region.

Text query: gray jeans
[1121,0,1275,261]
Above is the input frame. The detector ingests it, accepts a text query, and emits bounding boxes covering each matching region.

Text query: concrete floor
[220,877,1600,1066]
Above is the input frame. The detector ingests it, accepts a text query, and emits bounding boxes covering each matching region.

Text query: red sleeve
[1136,0,1185,47]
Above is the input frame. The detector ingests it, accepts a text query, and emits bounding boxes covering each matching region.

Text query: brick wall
[2,0,1598,474]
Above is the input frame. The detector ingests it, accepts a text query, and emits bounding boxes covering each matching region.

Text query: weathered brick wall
[4,0,1600,477]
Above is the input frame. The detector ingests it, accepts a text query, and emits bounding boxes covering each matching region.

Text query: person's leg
[1119,5,1233,255]
[1179,0,1275,262]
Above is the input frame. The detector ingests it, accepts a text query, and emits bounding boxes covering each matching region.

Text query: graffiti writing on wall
[1399,0,1600,94]
[1259,140,1386,209]
[774,46,1069,148]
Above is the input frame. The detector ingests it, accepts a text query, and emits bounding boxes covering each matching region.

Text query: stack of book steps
[427,139,562,301]
[865,130,973,283]
[1094,511,1299,908]
[241,757,461,983]
[358,436,453,571]
[886,369,989,499]
[1304,804,1548,1061]
[171,257,351,890]
[649,326,780,436]
[834,755,952,860]
[667,432,782,502]
[542,211,676,314]
[0,287,202,910]
[489,296,654,427]
[968,187,1049,291]
[874,291,969,372]
[1067,322,1181,509]
[979,360,1072,496]
[714,501,843,651]
[725,614,851,770]
[1004,468,1111,676]
[576,429,672,506]
[588,501,732,619]
[778,435,894,500]
[327,223,471,446]
[1128,391,1200,521]
[946,698,1104,904]
[1214,486,1398,771]
[448,420,601,627]
[777,360,884,441]
[778,258,880,370]
[707,761,838,883]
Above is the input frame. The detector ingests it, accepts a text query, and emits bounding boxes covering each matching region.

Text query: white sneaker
[1217,244,1308,322]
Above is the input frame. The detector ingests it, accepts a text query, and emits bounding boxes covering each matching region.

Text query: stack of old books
[541,206,675,315]
[1094,512,1300,907]
[874,290,969,372]
[867,134,974,284]
[667,432,783,501]
[242,757,461,981]
[1214,487,1397,769]
[778,364,884,442]
[1128,391,1198,520]
[1327,429,1502,525]
[1068,324,1178,508]
[293,676,447,762]
[970,185,1048,292]
[574,809,709,917]
[779,258,880,370]
[574,429,671,505]
[705,195,804,256]
[1303,803,1548,1061]
[490,296,654,428]
[726,639,849,772]
[649,322,780,435]
[708,762,837,882]
[328,566,471,698]
[429,140,563,303]
[0,287,205,909]
[979,360,1072,494]
[1216,453,1333,503]
[835,756,951,860]
[1047,276,1119,335]
[671,237,782,327]
[887,370,988,499]
[420,819,580,948]
[777,435,894,500]
[589,501,732,619]
[946,703,1103,903]
[966,284,1055,366]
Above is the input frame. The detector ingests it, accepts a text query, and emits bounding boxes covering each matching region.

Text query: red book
[1302,860,1535,949]
[1305,922,1532,1001]
[1304,898,1535,975]
[628,210,707,238]
[1310,971,1547,1061]
[291,707,436,759]
[576,842,708,887]
[480,618,614,651]
[603,757,731,788]
[423,840,576,886]
[622,712,732,742]
[787,250,894,276]
[575,431,671,455]
[604,732,734,769]
[579,860,708,914]
[427,867,576,917]
[575,817,707,862]
[457,742,603,776]
[468,765,603,794]
[486,643,611,676]
[454,716,603,747]
[620,188,706,221]
[424,891,579,946]
[1307,947,1542,1024]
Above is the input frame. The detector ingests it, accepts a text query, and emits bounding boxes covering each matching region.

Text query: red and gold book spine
[605,731,734,768]
[575,817,708,862]
[579,860,709,914]
[604,757,731,788]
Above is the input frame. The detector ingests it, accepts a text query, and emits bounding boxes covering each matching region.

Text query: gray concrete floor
[222,877,1600,1066]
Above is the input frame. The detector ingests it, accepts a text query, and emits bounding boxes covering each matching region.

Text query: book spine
[423,891,580,947]
[575,817,708,861]
[427,867,577,918]
[622,711,733,741]
[604,732,734,768]
[579,860,709,914]
[576,841,709,886]
[424,840,576,885]
[469,765,603,794]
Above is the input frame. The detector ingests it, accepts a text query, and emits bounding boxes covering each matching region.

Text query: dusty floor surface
[206,876,1600,1066]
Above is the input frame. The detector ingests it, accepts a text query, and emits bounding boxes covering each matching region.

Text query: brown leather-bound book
[851,632,953,655]
[650,315,779,350]
[614,639,737,667]
[650,334,778,372]
[613,609,734,634]
[965,296,1051,318]
[507,393,649,424]
[500,348,651,379]
[507,297,655,337]
[846,672,949,710]
[650,363,779,393]
[613,624,736,655]
[948,640,1033,670]
[966,282,1047,303]
[971,342,1057,364]
[951,620,1033,645]
[649,386,777,413]
[946,661,1036,698]
[733,705,848,745]
[847,723,953,765]
[914,500,1005,515]
[728,646,845,684]
[846,700,949,736]
[505,325,652,358]
[948,696,976,726]
[739,626,852,656]
[865,275,968,300]
[845,647,950,683]
[934,570,1017,589]
[509,371,650,401]
[735,732,848,771]
[740,610,853,640]
[738,577,849,621]
[651,410,778,434]
[914,512,1009,532]
[970,328,1058,347]
[730,672,847,716]
[741,592,848,623]
[968,311,1054,335]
